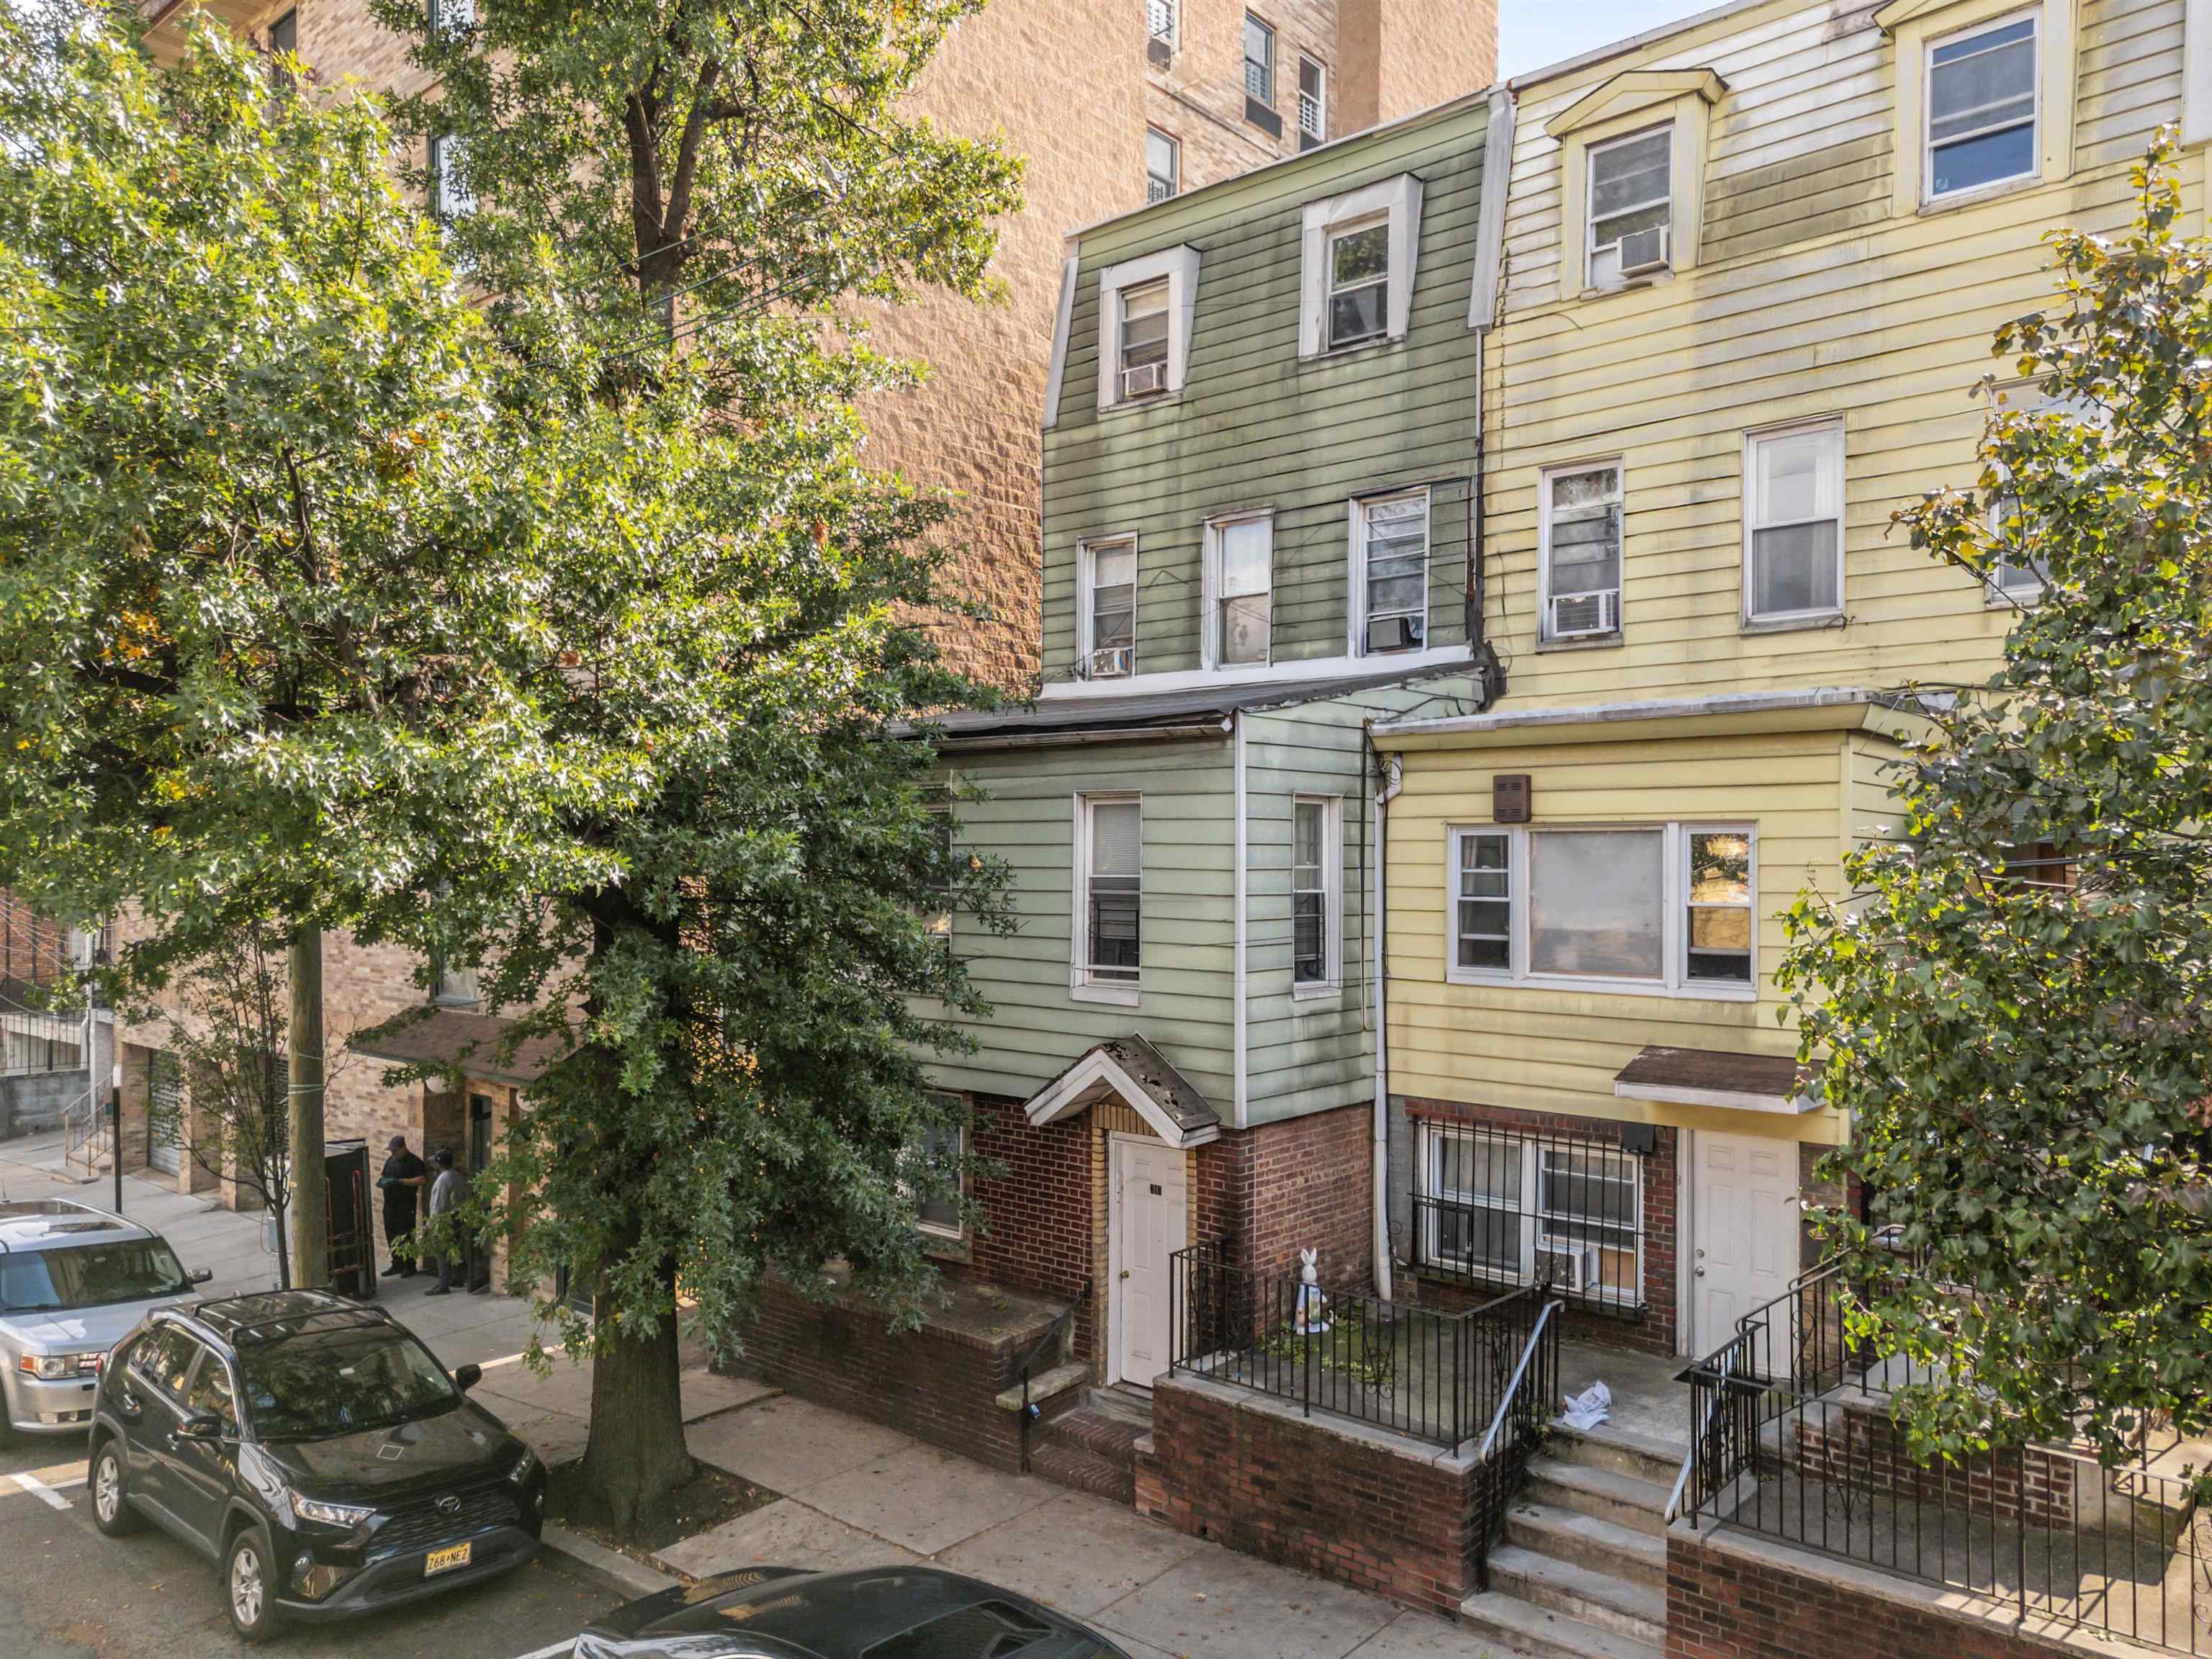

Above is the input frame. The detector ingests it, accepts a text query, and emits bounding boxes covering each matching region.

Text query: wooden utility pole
[287,924,327,1289]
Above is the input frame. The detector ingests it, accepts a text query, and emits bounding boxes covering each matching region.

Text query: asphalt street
[0,1431,614,1659]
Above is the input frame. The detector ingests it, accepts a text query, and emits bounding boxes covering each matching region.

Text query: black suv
[87,1289,544,1642]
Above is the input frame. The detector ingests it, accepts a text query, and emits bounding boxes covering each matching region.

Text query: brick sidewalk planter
[1135,1371,1482,1617]
[729,1267,1073,1474]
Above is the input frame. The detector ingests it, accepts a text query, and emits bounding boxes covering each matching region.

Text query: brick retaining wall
[1136,1372,1478,1616]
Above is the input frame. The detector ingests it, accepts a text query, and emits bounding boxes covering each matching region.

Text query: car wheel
[225,1526,284,1644]
[89,1440,140,1537]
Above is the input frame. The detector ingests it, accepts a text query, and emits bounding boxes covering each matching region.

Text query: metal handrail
[1477,1297,1558,1460]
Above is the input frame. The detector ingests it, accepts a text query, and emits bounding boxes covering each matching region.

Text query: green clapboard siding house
[742,88,1511,1480]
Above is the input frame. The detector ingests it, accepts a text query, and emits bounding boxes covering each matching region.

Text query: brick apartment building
[108,0,1498,1254]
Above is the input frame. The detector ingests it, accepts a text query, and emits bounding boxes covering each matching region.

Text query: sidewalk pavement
[0,1131,1503,1658]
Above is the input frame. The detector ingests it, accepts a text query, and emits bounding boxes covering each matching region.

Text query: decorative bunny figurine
[1293,1248,1331,1336]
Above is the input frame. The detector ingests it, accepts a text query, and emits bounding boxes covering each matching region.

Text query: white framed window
[1298,175,1422,359]
[1744,421,1844,624]
[912,1092,968,1240]
[1539,463,1623,640]
[1118,278,1170,400]
[1983,388,2100,605]
[1244,14,1275,107]
[428,0,475,36]
[1146,0,1177,48]
[1326,217,1390,350]
[925,809,956,942]
[1298,55,1327,146]
[1925,12,2038,203]
[1146,129,1180,204]
[1205,513,1273,669]
[1291,796,1343,994]
[1444,823,1758,997]
[430,133,475,219]
[1074,794,1142,1001]
[1349,489,1429,655]
[1079,536,1138,678]
[1419,1123,1643,1305]
[435,962,481,1007]
[1094,246,1200,412]
[1586,125,1671,287]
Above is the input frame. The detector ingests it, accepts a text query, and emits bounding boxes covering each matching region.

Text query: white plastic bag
[1559,1380,1612,1432]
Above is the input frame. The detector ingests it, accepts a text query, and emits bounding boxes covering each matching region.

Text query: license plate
[424,1542,472,1577]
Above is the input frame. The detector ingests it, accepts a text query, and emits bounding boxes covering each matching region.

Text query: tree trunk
[287,925,328,1289]
[577,1257,693,1541]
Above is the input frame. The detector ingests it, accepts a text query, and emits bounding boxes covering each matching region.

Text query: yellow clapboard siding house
[1374,0,2210,1362]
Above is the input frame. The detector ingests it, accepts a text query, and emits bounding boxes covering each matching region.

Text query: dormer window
[1925,13,2038,201]
[1326,220,1390,349]
[1118,279,1170,400]
[1586,126,1671,287]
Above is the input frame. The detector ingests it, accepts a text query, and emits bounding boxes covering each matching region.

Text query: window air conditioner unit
[1365,614,1425,654]
[1534,1238,1601,1295]
[1549,588,1619,639]
[1618,224,1671,277]
[1121,361,1165,399]
[1085,646,1133,680]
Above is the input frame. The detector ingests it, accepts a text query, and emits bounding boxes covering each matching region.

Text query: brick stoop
[1031,1386,1153,1506]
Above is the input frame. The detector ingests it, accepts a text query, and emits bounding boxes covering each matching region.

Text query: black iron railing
[1169,1238,1550,1451]
[1410,1123,1647,1308]
[1469,1295,1561,1588]
[1674,1238,2211,1655]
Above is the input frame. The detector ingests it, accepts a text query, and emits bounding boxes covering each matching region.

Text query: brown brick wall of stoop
[1666,1528,2103,1659]
[1403,1097,1679,1356]
[1195,1102,1375,1290]
[940,1091,1100,1367]
[1787,1407,2080,1530]
[1136,1375,1478,1615]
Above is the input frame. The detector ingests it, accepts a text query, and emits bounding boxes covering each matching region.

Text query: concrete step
[1457,1591,1666,1659]
[1029,1439,1135,1506]
[1043,1403,1149,1473]
[1484,1546,1668,1646]
[1505,1503,1669,1591]
[1522,1457,1670,1538]
[1550,1421,1687,1488]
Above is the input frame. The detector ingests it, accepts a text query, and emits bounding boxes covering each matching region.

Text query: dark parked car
[86,1289,544,1642]
[576,1565,1133,1659]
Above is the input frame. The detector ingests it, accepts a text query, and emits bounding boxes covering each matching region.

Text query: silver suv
[0,1200,210,1439]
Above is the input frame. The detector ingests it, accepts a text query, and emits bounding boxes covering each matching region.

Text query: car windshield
[238,1326,459,1441]
[0,1239,191,1313]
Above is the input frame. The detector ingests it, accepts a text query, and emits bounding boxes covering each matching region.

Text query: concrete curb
[541,1522,689,1603]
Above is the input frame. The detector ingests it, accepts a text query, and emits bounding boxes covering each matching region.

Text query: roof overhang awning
[350,1008,570,1090]
[1025,1035,1221,1148]
[1612,1045,1820,1115]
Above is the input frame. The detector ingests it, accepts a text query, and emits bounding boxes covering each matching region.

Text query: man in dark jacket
[377,1135,426,1278]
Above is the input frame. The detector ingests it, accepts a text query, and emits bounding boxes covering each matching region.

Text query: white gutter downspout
[1233,709,1249,1130]
[1371,747,1403,1299]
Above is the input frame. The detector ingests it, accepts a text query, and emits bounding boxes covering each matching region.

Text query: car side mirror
[453,1363,482,1393]
[187,1268,213,1286]
[178,1411,223,1442]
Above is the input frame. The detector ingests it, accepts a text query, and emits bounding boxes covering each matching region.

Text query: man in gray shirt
[423,1148,464,1296]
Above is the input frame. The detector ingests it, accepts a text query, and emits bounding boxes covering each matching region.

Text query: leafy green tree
[1779,139,2212,1470]
[359,0,1024,1537]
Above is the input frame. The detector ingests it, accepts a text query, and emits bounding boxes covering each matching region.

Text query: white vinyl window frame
[1076,534,1139,678]
[1298,55,1328,143]
[1147,0,1179,49]
[1742,418,1846,627]
[1298,174,1424,359]
[1202,511,1274,672]
[1094,246,1202,413]
[1537,460,1625,643]
[1982,386,2101,606]
[1442,822,1759,1000]
[1290,794,1344,998]
[909,1092,970,1242]
[429,133,475,220]
[1683,823,1758,988]
[1146,129,1181,204]
[1417,1122,1645,1305]
[1345,487,1431,657]
[1882,0,2076,218]
[1071,792,1143,1005]
[1244,13,1276,107]
[1583,123,1673,289]
[1921,8,2041,205]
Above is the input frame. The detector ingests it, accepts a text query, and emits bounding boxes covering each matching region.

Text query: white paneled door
[1110,1133,1187,1388]
[1690,1130,1799,1351]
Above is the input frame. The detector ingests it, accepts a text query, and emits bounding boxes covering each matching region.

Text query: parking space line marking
[12,1471,70,1510]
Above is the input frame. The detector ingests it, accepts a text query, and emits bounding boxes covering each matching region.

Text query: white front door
[1690,1130,1799,1352]
[1110,1133,1187,1389]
